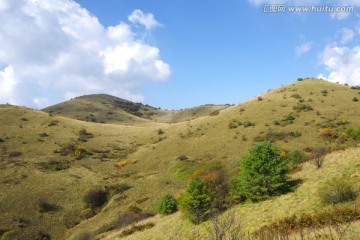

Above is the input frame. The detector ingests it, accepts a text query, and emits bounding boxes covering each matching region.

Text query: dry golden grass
[0,79,360,239]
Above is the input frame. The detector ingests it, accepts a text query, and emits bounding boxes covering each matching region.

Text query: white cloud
[0,0,170,108]
[33,97,49,108]
[295,42,313,58]
[128,9,161,31]
[340,28,355,44]
[318,45,360,85]
[0,65,17,105]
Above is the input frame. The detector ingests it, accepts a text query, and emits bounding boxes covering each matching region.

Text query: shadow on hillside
[288,178,303,192]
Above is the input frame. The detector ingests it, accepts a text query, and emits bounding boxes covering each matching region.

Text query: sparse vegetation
[1,80,360,239]
[39,159,69,171]
[318,177,357,205]
[48,120,59,126]
[243,121,255,128]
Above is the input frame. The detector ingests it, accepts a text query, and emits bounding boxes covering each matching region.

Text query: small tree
[312,146,328,169]
[178,177,211,224]
[157,193,177,215]
[237,142,290,201]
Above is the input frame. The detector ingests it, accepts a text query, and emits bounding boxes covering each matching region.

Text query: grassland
[0,78,359,239]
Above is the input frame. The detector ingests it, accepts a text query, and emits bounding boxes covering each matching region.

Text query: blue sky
[0,0,360,109]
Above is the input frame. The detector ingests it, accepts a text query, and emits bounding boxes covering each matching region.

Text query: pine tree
[238,141,290,201]
[178,177,211,224]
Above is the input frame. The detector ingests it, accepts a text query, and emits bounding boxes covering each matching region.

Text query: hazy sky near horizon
[0,0,360,109]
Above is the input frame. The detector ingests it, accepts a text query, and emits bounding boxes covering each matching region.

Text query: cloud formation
[318,45,360,86]
[0,0,170,108]
[295,42,313,58]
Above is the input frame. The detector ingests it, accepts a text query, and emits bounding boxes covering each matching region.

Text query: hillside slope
[42,94,230,125]
[0,79,360,239]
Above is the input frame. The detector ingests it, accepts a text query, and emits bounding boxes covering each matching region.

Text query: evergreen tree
[178,177,211,224]
[238,142,290,201]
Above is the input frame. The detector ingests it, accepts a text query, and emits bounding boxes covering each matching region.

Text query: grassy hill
[0,78,360,239]
[42,94,230,125]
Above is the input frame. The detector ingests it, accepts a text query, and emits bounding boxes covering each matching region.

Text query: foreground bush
[157,193,177,215]
[318,177,357,205]
[236,142,290,201]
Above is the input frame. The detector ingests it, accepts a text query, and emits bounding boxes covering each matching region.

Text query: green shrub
[243,121,255,128]
[40,159,69,171]
[287,150,306,166]
[157,193,177,215]
[291,94,301,99]
[318,177,357,205]
[346,127,360,140]
[282,113,295,121]
[293,103,313,111]
[273,120,280,126]
[236,142,290,201]
[297,78,303,81]
[178,177,211,224]
[291,131,302,137]
[48,120,59,127]
[353,97,359,102]
[228,119,242,129]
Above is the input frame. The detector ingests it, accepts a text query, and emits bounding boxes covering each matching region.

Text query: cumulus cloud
[318,45,360,85]
[295,42,313,58]
[128,9,161,31]
[0,0,170,108]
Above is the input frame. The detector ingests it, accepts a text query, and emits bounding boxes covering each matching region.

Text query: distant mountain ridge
[42,94,231,124]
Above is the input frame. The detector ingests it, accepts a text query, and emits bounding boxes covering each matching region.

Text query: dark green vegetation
[156,194,177,215]
[0,79,359,239]
[234,142,290,201]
